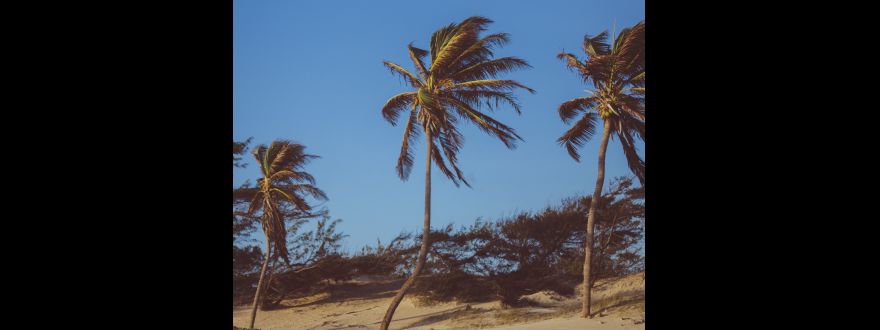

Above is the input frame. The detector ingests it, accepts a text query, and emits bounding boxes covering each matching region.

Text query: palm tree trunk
[380,132,433,330]
[249,240,272,329]
[582,120,612,318]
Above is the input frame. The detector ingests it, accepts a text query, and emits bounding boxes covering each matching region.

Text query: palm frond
[262,207,290,262]
[558,96,598,124]
[448,33,509,71]
[396,108,420,180]
[627,71,645,92]
[381,92,417,125]
[271,187,310,213]
[584,55,612,86]
[614,21,644,74]
[407,43,429,78]
[430,30,473,73]
[450,89,522,114]
[619,114,645,143]
[383,61,423,88]
[270,142,316,174]
[292,184,329,201]
[444,96,521,148]
[268,142,295,173]
[451,57,531,82]
[247,191,264,215]
[251,145,268,176]
[628,71,645,83]
[270,187,298,204]
[430,22,461,64]
[617,94,645,121]
[437,127,470,187]
[454,79,535,93]
[557,52,589,77]
[263,141,286,173]
[429,137,467,187]
[270,170,316,185]
[460,16,493,32]
[430,17,492,73]
[583,31,610,57]
[617,129,645,185]
[557,112,599,162]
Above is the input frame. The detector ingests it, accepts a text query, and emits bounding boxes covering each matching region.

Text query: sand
[232,272,645,329]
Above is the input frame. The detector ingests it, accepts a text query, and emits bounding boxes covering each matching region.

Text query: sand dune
[233,272,644,329]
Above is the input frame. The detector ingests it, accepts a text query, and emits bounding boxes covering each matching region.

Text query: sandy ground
[233,272,645,330]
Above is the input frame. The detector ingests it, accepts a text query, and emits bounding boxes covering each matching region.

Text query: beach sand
[232,272,645,330]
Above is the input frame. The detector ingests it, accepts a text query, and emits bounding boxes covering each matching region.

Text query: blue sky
[233,0,645,252]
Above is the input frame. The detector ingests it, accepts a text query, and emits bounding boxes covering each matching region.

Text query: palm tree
[378,16,533,329]
[555,21,644,318]
[245,140,327,330]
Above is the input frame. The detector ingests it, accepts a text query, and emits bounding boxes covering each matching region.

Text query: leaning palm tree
[556,21,644,318]
[245,139,327,330]
[378,16,533,329]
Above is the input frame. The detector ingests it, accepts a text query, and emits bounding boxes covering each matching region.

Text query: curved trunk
[380,132,433,330]
[582,120,611,318]
[248,239,272,329]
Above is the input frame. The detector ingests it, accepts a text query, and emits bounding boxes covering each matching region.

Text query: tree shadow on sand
[396,306,480,329]
[314,305,474,330]
[269,279,406,311]
[339,305,474,329]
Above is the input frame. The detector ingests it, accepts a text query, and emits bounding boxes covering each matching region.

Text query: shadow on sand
[270,279,406,311]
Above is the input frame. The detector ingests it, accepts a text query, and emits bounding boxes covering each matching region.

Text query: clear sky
[233,0,645,252]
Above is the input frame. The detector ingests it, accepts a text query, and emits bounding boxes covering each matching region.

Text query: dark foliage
[233,176,644,308]
[233,137,253,168]
[411,176,644,305]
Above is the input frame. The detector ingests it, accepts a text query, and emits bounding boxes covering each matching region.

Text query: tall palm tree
[378,16,533,330]
[556,21,644,318]
[245,140,327,330]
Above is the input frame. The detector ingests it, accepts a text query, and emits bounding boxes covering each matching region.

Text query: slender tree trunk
[380,132,433,330]
[582,120,612,318]
[249,240,272,329]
